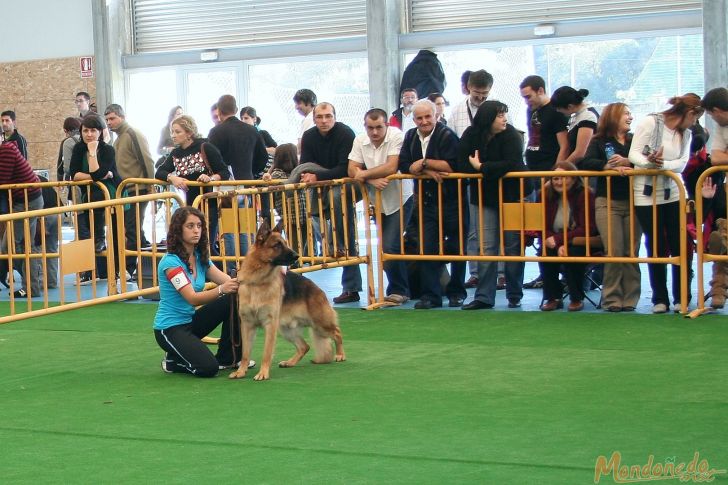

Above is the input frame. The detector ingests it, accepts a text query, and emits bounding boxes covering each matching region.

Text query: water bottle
[604,142,616,160]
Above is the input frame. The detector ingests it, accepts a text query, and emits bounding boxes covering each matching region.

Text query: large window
[124,69,178,158]
[417,33,703,132]
[247,56,370,145]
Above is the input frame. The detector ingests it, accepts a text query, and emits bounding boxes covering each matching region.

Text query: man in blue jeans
[300,102,362,303]
[348,109,414,305]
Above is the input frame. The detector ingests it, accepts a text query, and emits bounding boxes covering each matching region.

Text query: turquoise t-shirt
[153,251,212,330]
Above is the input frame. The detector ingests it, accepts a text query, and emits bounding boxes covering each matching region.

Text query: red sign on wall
[80,57,93,79]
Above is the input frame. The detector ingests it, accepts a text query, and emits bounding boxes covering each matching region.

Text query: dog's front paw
[335,353,346,362]
[253,371,270,381]
[278,360,295,368]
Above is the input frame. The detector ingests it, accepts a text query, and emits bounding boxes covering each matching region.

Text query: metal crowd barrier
[689,165,728,318]
[0,181,184,324]
[368,170,689,313]
[191,178,375,304]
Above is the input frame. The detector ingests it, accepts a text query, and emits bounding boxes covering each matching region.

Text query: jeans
[327,185,362,293]
[381,197,413,296]
[418,195,468,303]
[473,205,524,305]
[635,201,688,305]
[11,196,43,292]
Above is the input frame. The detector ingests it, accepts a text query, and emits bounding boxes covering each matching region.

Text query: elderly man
[299,102,362,304]
[348,108,413,305]
[398,99,467,309]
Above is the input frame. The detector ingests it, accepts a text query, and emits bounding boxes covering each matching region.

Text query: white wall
[0,0,94,62]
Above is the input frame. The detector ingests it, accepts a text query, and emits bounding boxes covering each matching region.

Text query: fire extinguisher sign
[80,57,93,79]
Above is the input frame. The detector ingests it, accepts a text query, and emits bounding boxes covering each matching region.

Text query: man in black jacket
[1,111,28,161]
[208,95,268,181]
[399,99,468,309]
[208,95,268,268]
[300,102,362,304]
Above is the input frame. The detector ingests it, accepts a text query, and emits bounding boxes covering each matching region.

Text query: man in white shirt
[702,87,728,165]
[294,88,317,150]
[449,69,494,287]
[348,109,414,305]
[448,70,493,137]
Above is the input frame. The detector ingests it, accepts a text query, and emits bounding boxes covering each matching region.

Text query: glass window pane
[410,34,703,132]
[248,57,370,145]
[185,70,237,137]
[125,69,178,158]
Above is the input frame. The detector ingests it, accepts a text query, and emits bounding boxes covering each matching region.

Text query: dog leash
[228,268,241,364]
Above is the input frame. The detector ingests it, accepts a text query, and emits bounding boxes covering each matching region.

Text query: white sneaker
[652,303,668,314]
[384,294,409,305]
[673,304,682,313]
[219,360,256,370]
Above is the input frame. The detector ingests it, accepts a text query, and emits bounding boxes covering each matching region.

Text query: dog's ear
[255,220,271,245]
[272,218,284,234]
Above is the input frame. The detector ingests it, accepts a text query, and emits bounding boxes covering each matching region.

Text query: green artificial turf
[1,304,727,484]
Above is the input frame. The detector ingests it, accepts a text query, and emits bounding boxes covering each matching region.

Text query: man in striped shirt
[0,142,43,297]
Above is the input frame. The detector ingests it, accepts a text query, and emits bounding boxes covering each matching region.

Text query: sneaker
[384,294,409,305]
[523,275,543,289]
[219,360,256,370]
[673,304,683,314]
[161,354,174,374]
[11,288,27,298]
[507,298,521,308]
[79,273,93,285]
[652,303,668,314]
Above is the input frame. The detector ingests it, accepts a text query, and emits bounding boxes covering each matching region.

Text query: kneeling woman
[539,161,598,312]
[153,207,250,376]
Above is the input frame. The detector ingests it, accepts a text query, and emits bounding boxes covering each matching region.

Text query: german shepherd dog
[229,220,346,381]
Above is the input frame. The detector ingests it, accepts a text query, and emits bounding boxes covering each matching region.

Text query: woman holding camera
[628,93,703,313]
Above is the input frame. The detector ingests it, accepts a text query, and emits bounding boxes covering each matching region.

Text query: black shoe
[414,299,441,309]
[11,288,27,298]
[464,276,479,288]
[523,275,543,289]
[462,300,493,310]
[448,296,464,307]
[333,291,360,304]
[507,298,521,308]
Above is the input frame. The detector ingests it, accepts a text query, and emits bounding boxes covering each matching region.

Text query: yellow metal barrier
[369,170,689,312]
[689,166,728,318]
[191,178,375,305]
[0,191,184,325]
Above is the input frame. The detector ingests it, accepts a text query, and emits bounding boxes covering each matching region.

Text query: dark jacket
[538,184,597,248]
[208,116,268,181]
[299,122,356,180]
[458,123,530,207]
[399,49,446,101]
[398,122,460,200]
[580,135,633,200]
[69,139,122,202]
